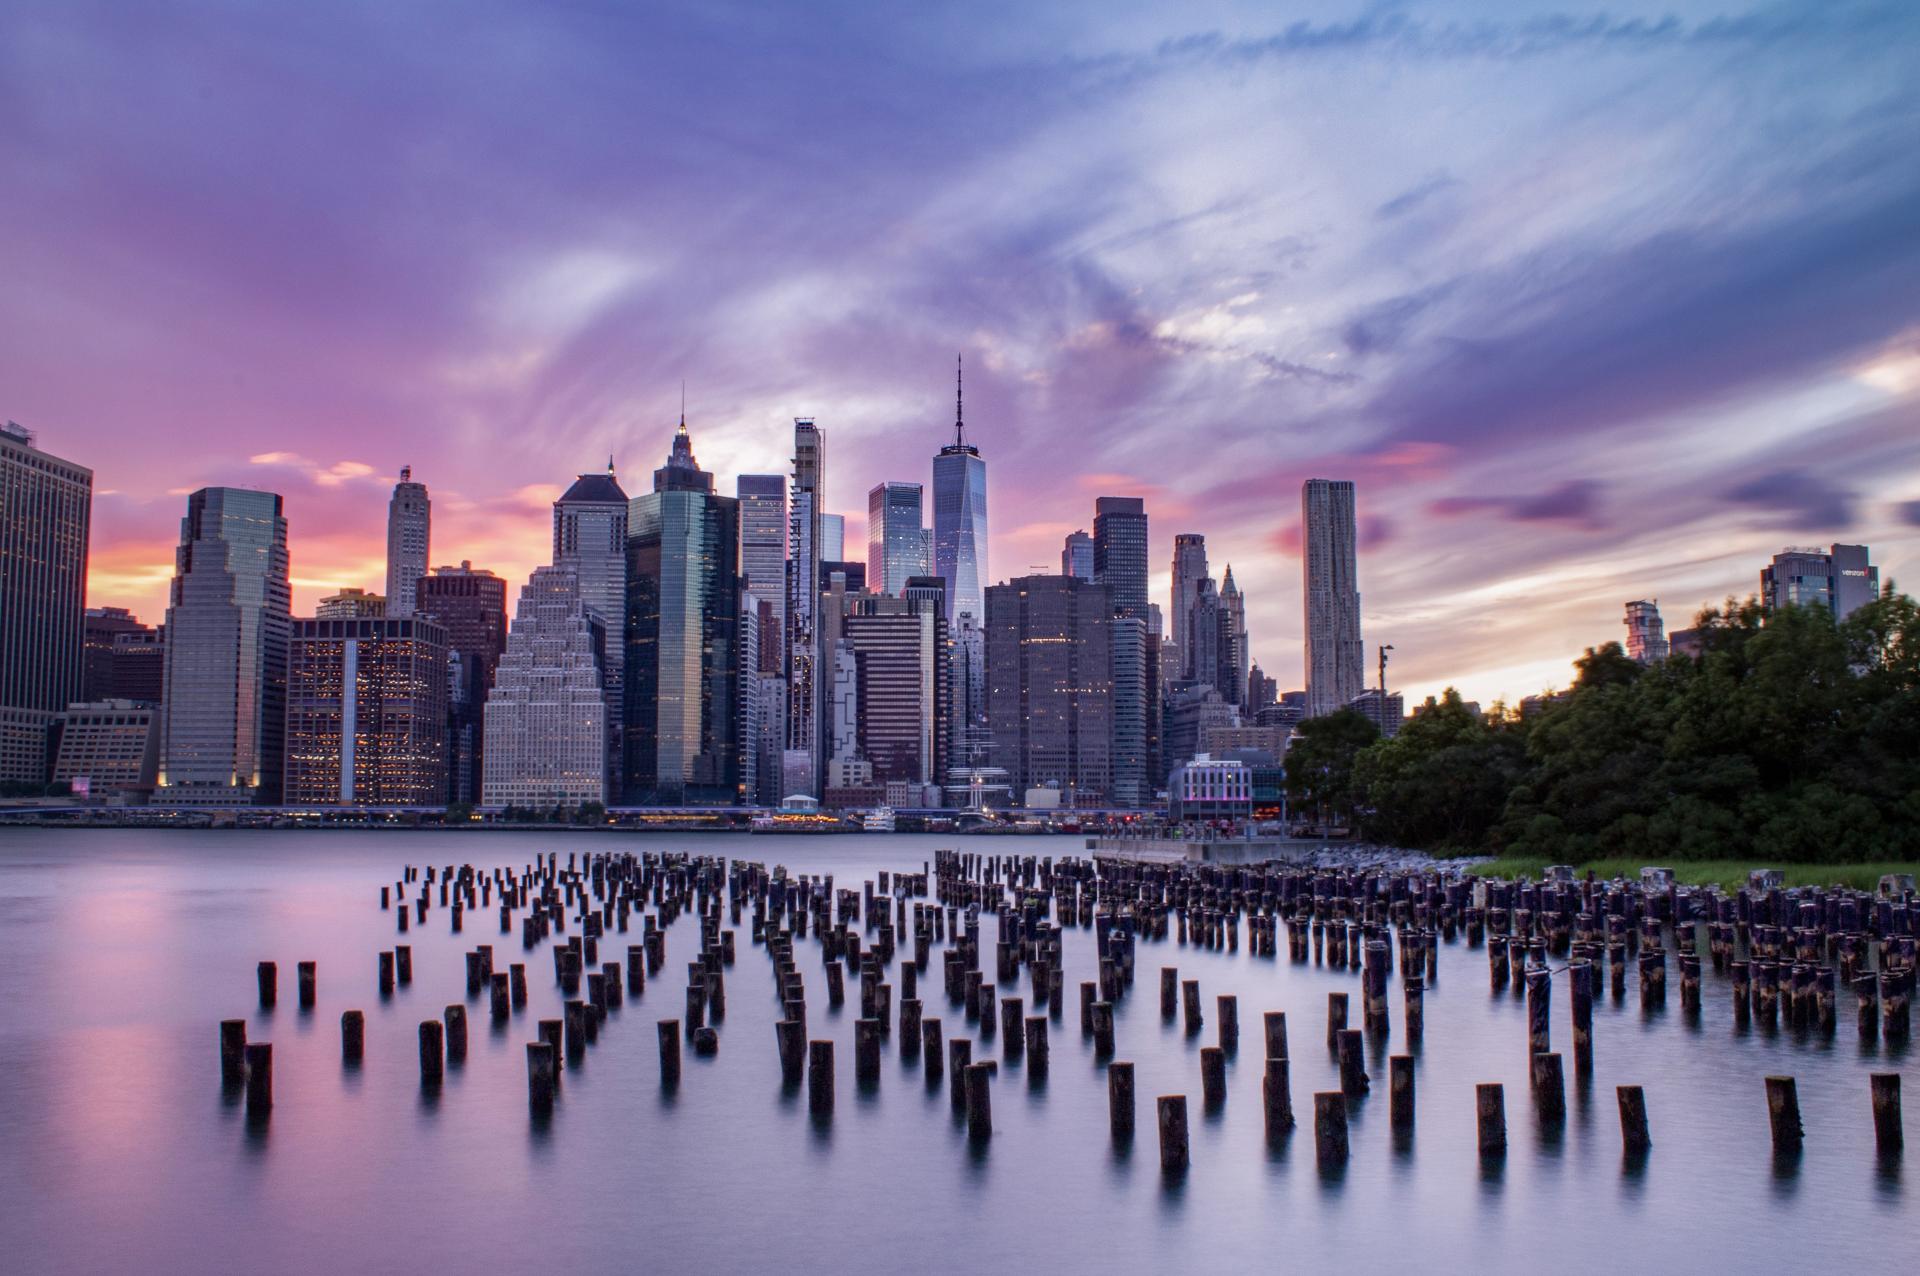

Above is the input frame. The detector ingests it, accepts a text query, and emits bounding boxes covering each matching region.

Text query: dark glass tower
[1093,496,1148,620]
[0,423,91,785]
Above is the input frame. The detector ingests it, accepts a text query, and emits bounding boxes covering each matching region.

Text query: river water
[0,828,1907,1274]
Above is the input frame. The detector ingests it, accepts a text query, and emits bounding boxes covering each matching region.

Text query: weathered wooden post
[1327,992,1348,1049]
[1337,1028,1368,1096]
[1871,1073,1902,1157]
[257,961,277,1009]
[1314,1091,1348,1168]
[1402,978,1424,1044]
[1158,1095,1189,1172]
[564,1000,588,1062]
[1091,1000,1116,1055]
[395,945,412,985]
[244,1042,272,1116]
[1525,969,1551,1059]
[1109,1061,1135,1139]
[1531,1052,1565,1124]
[1182,979,1203,1034]
[341,1010,364,1064]
[949,1038,972,1109]
[1477,1083,1507,1156]
[1025,1016,1049,1077]
[1263,1010,1289,1061]
[855,1018,882,1083]
[1161,966,1178,1018]
[443,1004,468,1065]
[808,1039,834,1114]
[966,1062,994,1139]
[419,1019,444,1085]
[923,1018,944,1081]
[1390,1054,1414,1131]
[378,951,395,995]
[1200,1046,1227,1106]
[220,1019,248,1086]
[1617,1085,1651,1154]
[1570,961,1593,1074]
[1080,980,1097,1035]
[1217,994,1239,1052]
[297,961,317,1009]
[658,1019,682,1085]
[527,1041,556,1110]
[1765,1075,1803,1152]
[1263,1055,1294,1137]
[1000,996,1024,1059]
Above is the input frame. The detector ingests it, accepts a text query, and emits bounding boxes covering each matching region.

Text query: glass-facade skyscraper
[0,423,91,785]
[624,421,741,805]
[932,357,987,626]
[1093,496,1148,620]
[786,418,826,796]
[159,486,291,804]
[1302,478,1363,719]
[1061,530,1093,581]
[867,480,930,597]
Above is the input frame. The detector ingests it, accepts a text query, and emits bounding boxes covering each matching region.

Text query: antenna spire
[679,380,686,431]
[954,353,965,447]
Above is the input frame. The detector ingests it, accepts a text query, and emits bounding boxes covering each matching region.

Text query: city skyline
[4,1,1918,708]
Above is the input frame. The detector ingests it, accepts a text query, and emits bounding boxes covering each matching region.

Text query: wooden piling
[855,1018,882,1083]
[1160,966,1178,1018]
[1616,1085,1650,1153]
[1389,1054,1414,1131]
[1477,1083,1507,1156]
[923,1018,944,1080]
[1109,1061,1135,1139]
[1531,1052,1565,1124]
[419,1019,444,1085]
[1871,1073,1902,1156]
[1182,979,1203,1034]
[1263,1010,1289,1061]
[1314,1091,1348,1167]
[243,1042,272,1116]
[1337,1028,1368,1096]
[341,1009,364,1064]
[966,1062,994,1139]
[1158,1095,1189,1172]
[257,961,277,1009]
[1217,995,1239,1052]
[1765,1075,1803,1152]
[1263,1056,1294,1136]
[1200,1046,1227,1106]
[949,1038,972,1108]
[297,961,316,1009]
[527,1041,556,1110]
[1024,1016,1049,1077]
[1327,992,1348,1048]
[808,1039,833,1114]
[220,1019,247,1086]
[659,1019,682,1085]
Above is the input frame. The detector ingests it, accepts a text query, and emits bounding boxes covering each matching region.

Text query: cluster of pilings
[220,850,1909,1168]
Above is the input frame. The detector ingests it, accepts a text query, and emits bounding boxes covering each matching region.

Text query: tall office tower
[417,562,508,805]
[842,584,949,791]
[82,607,147,703]
[624,420,741,805]
[1623,599,1669,664]
[867,481,931,596]
[316,588,386,618]
[1221,565,1248,706]
[1302,478,1363,719]
[947,612,987,772]
[1093,496,1149,620]
[553,459,629,745]
[483,565,608,806]
[985,574,1114,807]
[932,356,988,626]
[1247,662,1277,713]
[384,466,430,617]
[1061,530,1094,581]
[1144,604,1163,795]
[0,423,91,785]
[737,592,762,806]
[820,513,845,563]
[1170,532,1208,667]
[785,418,826,796]
[1109,613,1148,807]
[284,614,449,805]
[159,487,291,805]
[1761,544,1879,620]
[737,475,787,665]
[1188,577,1224,692]
[827,639,860,769]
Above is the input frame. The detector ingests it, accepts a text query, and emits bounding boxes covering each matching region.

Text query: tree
[574,801,607,825]
[1353,689,1526,851]
[1283,708,1379,830]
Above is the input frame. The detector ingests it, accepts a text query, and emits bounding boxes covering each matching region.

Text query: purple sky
[4,0,1917,705]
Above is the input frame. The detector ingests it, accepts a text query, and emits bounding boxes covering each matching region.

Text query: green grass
[1465,855,1920,893]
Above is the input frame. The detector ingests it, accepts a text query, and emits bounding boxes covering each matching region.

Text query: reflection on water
[0,828,1907,1274]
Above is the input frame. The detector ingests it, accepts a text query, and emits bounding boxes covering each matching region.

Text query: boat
[861,807,896,833]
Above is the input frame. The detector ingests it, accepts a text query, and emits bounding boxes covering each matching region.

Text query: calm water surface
[0,829,1909,1275]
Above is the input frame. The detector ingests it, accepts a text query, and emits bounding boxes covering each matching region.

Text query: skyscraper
[624,419,741,805]
[867,481,931,596]
[553,460,629,734]
[1109,612,1148,807]
[1170,532,1208,667]
[82,606,146,704]
[1093,496,1148,621]
[932,356,988,626]
[0,423,90,785]
[1302,479,1363,719]
[384,466,429,617]
[820,513,845,563]
[417,562,508,805]
[841,586,949,792]
[737,475,787,666]
[786,418,826,796]
[483,565,608,806]
[985,574,1113,807]
[284,614,448,805]
[159,486,291,804]
[1623,599,1668,664]
[1760,544,1879,620]
[1061,530,1093,581]
[1221,565,1248,706]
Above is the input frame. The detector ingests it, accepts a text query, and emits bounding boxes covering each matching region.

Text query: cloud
[1429,479,1607,529]
[1722,469,1856,529]
[1899,499,1920,528]
[1375,173,1458,220]
[248,451,384,487]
